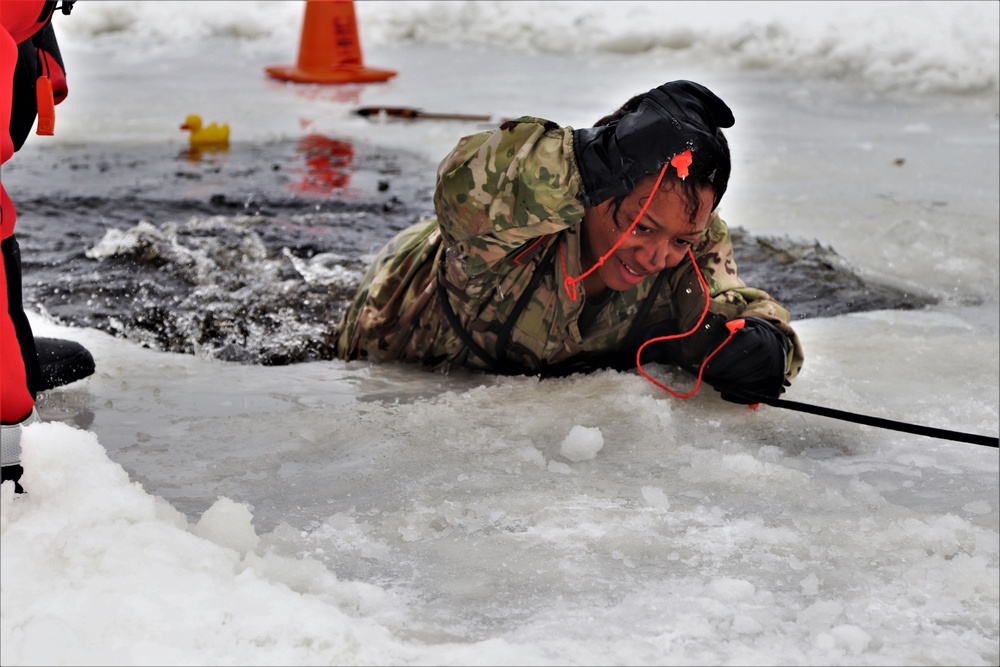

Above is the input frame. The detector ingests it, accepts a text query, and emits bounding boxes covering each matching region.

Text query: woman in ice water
[335,80,804,403]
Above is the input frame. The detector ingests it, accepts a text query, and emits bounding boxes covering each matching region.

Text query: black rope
[721,388,999,448]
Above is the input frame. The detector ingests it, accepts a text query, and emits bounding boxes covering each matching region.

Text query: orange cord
[561,161,674,301]
[557,150,742,400]
[633,250,744,399]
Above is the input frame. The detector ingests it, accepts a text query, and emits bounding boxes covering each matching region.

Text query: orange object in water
[290,134,354,193]
[670,149,693,179]
[265,0,396,84]
[35,76,55,136]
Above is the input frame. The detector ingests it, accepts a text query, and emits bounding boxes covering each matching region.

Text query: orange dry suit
[2,0,69,424]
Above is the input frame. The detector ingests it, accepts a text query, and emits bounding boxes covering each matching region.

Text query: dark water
[5,137,934,365]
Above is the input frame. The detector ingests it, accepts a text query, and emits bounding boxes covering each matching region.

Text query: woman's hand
[702,317,791,404]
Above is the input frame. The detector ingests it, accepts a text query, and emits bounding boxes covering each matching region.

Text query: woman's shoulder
[703,210,732,246]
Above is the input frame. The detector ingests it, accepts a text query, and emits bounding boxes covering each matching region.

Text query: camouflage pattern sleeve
[433,117,587,277]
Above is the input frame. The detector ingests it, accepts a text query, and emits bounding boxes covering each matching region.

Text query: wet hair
[594,92,731,226]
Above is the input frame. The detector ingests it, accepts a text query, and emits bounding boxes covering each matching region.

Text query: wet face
[580,178,715,295]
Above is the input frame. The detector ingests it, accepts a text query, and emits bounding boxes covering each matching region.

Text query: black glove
[573,80,735,208]
[702,317,790,404]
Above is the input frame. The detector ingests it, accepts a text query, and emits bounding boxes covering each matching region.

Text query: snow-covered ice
[2,2,997,665]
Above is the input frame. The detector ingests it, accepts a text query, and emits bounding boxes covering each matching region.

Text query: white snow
[2,2,997,665]
[559,426,604,462]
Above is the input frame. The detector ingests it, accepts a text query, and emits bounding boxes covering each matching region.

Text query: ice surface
[2,2,997,665]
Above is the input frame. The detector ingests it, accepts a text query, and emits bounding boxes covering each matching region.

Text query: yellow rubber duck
[180,114,230,147]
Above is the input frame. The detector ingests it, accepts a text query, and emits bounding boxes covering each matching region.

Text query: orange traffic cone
[265,0,396,84]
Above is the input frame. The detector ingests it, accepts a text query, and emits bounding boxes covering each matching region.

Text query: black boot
[35,337,95,391]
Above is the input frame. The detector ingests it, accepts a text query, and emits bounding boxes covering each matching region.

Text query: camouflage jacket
[335,118,804,379]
